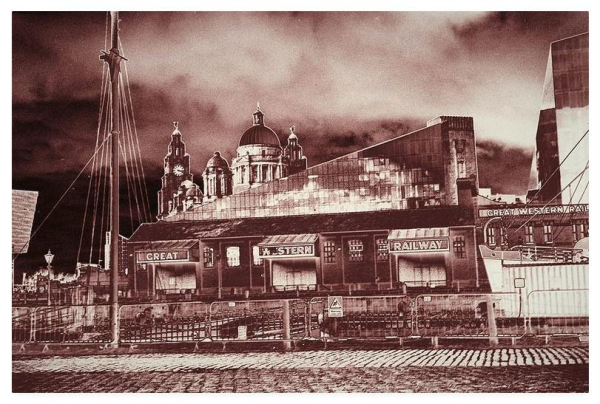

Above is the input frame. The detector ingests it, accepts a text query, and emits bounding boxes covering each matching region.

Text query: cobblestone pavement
[13,347,589,393]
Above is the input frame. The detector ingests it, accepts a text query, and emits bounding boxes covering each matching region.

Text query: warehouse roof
[129,206,474,243]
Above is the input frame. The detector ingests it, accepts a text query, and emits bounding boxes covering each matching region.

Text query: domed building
[203,151,233,201]
[231,104,306,194]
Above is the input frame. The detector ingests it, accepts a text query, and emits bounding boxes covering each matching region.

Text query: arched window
[226,246,240,267]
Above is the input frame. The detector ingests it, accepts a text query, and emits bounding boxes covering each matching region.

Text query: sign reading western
[390,238,449,253]
[137,250,191,263]
[259,244,315,258]
[478,204,588,218]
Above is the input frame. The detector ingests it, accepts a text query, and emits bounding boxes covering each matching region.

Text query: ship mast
[100,11,125,346]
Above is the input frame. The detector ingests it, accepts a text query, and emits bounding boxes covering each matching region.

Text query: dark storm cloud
[12,12,589,274]
[477,140,533,196]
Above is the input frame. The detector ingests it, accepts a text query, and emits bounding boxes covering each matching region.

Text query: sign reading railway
[328,296,344,317]
[390,238,449,253]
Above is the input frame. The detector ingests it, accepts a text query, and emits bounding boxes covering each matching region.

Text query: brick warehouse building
[127,115,482,298]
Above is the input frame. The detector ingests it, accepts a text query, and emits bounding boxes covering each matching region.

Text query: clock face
[173,164,184,176]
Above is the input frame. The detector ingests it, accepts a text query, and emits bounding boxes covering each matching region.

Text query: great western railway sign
[259,244,315,258]
[390,238,449,253]
[136,250,191,263]
[478,204,588,218]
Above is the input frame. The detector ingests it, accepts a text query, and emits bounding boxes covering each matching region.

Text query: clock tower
[158,122,193,219]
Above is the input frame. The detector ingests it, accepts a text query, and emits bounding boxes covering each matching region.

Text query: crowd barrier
[12,289,588,345]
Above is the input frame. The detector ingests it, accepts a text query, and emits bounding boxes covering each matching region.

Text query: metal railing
[13,289,588,346]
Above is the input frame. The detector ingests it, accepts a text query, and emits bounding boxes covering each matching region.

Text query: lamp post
[44,249,54,306]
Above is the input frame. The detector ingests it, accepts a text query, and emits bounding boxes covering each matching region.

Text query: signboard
[136,250,191,263]
[390,238,449,253]
[478,204,588,218]
[237,325,247,340]
[328,296,344,317]
[514,278,526,289]
[259,244,315,258]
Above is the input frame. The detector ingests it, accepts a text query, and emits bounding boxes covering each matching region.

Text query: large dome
[239,125,281,147]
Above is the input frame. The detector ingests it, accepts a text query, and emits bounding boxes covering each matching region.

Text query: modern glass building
[165,116,479,221]
[528,32,589,205]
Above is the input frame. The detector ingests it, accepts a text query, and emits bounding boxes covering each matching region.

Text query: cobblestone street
[13,347,589,392]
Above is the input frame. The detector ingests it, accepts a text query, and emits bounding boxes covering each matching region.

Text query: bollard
[431,336,439,348]
[282,300,292,351]
[486,295,498,346]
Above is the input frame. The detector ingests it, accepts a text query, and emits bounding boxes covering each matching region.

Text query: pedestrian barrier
[308,295,415,339]
[526,289,588,336]
[119,302,210,343]
[414,293,524,338]
[209,299,289,340]
[12,289,589,346]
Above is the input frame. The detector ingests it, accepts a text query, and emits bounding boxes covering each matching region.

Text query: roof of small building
[129,206,474,243]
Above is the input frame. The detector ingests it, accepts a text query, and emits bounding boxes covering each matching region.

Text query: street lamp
[44,249,54,306]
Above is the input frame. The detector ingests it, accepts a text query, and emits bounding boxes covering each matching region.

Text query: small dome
[180,179,194,188]
[239,125,281,147]
[186,186,202,197]
[206,151,230,168]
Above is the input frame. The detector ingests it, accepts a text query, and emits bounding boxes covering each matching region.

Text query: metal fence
[119,302,210,343]
[308,295,415,339]
[526,289,589,336]
[13,289,588,345]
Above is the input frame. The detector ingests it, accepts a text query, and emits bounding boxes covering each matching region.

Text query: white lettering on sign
[137,250,190,263]
[259,244,315,258]
[390,238,449,253]
[478,204,589,218]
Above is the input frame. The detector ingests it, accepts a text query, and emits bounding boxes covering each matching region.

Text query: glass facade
[529,33,589,205]
[165,116,478,222]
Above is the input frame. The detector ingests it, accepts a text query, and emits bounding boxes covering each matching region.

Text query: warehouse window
[226,246,241,267]
[486,227,496,246]
[572,220,589,242]
[499,227,508,246]
[453,236,466,259]
[543,222,553,244]
[348,239,364,262]
[203,247,214,268]
[375,238,389,262]
[252,245,263,266]
[525,224,534,244]
[323,241,336,263]
[457,160,466,178]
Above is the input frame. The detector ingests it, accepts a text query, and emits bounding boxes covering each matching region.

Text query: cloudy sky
[12,11,588,272]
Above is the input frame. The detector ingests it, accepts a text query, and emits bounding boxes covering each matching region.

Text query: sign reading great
[137,250,191,263]
[259,244,315,258]
[478,204,588,218]
[390,238,449,253]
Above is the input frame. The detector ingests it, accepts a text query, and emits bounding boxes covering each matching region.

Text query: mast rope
[12,135,113,262]
[77,31,110,266]
[507,129,588,228]
[119,38,153,221]
[509,161,589,236]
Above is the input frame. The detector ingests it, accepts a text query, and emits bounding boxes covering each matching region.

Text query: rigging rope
[12,135,113,262]
[509,162,589,236]
[77,43,110,266]
[507,129,589,228]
